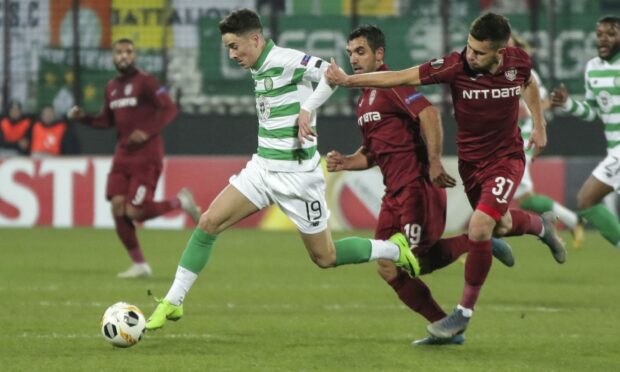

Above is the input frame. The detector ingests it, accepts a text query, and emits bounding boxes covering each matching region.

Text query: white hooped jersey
[251,39,327,172]
[519,69,548,156]
[564,53,620,155]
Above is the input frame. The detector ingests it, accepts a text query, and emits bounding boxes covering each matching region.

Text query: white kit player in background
[551,16,620,249]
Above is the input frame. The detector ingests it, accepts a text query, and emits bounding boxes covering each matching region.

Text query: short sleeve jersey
[418,47,532,163]
[356,65,433,194]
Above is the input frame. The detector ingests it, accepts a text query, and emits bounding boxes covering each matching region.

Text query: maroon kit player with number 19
[69,38,201,278]
[326,13,566,341]
[327,25,515,345]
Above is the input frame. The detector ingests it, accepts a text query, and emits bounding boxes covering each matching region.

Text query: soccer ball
[100,302,146,348]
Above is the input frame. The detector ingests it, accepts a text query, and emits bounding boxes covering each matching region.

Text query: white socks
[164,266,198,306]
[552,203,579,229]
[457,304,473,318]
[369,239,400,261]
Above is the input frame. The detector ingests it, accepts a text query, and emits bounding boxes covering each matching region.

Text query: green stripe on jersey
[256,83,297,97]
[292,68,305,84]
[591,86,620,95]
[604,123,620,132]
[608,140,620,149]
[253,67,284,80]
[269,102,301,119]
[587,70,620,78]
[258,126,316,138]
[257,146,317,160]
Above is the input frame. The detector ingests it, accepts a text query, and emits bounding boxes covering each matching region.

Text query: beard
[599,43,620,61]
[114,61,135,74]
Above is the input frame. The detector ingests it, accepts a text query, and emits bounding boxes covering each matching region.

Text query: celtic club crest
[264,77,273,91]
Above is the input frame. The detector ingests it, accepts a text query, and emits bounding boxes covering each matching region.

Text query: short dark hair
[469,12,511,48]
[348,25,386,53]
[219,8,263,35]
[598,16,620,28]
[113,38,134,46]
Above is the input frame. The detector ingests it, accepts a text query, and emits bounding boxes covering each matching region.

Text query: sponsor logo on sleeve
[155,86,167,95]
[301,55,311,66]
[430,58,444,69]
[405,92,422,105]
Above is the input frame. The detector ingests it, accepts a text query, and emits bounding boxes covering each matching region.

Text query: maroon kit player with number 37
[326,13,566,341]
[69,38,201,278]
[326,25,517,346]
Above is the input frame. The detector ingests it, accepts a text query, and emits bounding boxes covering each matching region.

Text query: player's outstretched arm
[418,106,456,188]
[522,77,547,159]
[298,72,337,144]
[551,83,597,122]
[326,58,421,88]
[326,147,370,172]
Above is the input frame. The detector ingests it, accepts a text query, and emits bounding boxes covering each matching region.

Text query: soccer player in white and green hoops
[145,8,418,330]
[551,16,620,248]
[509,34,585,248]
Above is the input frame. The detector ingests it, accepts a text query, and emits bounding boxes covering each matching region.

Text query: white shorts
[229,156,330,234]
[592,153,620,190]
[514,154,533,199]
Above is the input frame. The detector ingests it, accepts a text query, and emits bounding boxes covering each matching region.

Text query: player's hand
[429,160,456,188]
[326,150,346,172]
[325,58,350,87]
[550,83,568,107]
[297,109,317,144]
[527,123,547,160]
[68,106,86,120]
[127,129,149,145]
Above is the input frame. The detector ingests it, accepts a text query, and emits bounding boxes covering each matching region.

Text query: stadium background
[0,0,619,229]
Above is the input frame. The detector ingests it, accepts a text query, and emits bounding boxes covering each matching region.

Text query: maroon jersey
[418,47,531,163]
[356,65,433,195]
[85,69,177,164]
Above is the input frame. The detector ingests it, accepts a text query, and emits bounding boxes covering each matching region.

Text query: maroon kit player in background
[326,13,566,341]
[69,38,201,278]
[326,25,514,346]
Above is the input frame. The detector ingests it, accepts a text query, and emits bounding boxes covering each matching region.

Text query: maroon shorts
[106,159,162,207]
[375,178,447,256]
[459,153,525,221]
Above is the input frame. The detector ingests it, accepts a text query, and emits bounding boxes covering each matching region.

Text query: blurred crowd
[0,102,80,157]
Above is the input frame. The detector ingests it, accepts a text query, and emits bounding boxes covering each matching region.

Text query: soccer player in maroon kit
[326,25,515,345]
[69,38,201,278]
[326,13,566,340]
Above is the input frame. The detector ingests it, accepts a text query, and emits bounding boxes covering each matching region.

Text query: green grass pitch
[1,227,619,371]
